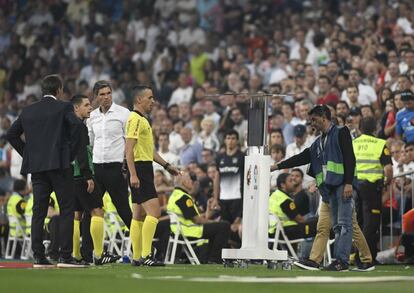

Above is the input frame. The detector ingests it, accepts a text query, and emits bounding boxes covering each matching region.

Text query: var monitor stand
[221,94,288,269]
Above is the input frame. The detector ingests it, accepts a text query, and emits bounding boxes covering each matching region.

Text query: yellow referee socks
[90,216,104,258]
[73,219,81,260]
[141,215,159,258]
[130,219,144,260]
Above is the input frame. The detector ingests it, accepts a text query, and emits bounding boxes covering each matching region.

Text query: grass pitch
[1,262,414,293]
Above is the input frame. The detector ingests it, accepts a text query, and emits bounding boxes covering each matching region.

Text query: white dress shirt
[87,103,130,164]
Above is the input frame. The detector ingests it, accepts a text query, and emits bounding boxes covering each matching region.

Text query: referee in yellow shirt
[125,85,180,266]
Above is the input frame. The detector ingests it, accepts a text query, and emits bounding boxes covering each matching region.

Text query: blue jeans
[327,185,353,264]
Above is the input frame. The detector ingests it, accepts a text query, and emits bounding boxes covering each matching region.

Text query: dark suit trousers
[31,168,75,259]
[94,162,132,227]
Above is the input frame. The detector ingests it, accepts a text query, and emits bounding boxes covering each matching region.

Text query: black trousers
[201,221,230,263]
[356,180,382,260]
[31,168,74,259]
[48,216,60,257]
[284,219,318,240]
[94,163,132,228]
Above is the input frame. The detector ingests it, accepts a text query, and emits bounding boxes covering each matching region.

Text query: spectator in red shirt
[316,75,339,106]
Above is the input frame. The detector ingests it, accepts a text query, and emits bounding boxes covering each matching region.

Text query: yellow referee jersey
[125,110,154,162]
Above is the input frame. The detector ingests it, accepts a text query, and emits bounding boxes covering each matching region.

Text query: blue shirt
[396,108,414,142]
[179,142,203,166]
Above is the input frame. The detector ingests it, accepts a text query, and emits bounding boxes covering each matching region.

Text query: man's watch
[164,163,171,170]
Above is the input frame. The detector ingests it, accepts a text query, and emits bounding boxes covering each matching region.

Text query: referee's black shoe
[33,257,55,268]
[140,254,165,267]
[94,252,121,266]
[57,257,89,268]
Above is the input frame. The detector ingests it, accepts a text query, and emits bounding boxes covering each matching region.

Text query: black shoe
[294,259,320,271]
[57,257,89,268]
[323,260,349,271]
[140,254,165,267]
[75,259,91,266]
[131,259,142,267]
[94,252,121,266]
[351,262,375,272]
[33,257,55,268]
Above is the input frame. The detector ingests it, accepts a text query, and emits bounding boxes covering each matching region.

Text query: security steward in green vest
[269,173,317,241]
[24,192,33,236]
[167,171,230,264]
[7,179,30,237]
[353,117,393,261]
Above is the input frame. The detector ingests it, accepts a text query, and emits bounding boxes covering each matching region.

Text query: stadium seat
[164,212,206,265]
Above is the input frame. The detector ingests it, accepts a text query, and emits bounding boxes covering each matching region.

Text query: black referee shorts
[129,161,157,204]
[74,179,104,212]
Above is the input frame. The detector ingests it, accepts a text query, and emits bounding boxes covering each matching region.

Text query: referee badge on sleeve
[289,202,296,210]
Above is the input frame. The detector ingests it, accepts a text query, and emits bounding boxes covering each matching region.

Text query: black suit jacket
[6,96,82,174]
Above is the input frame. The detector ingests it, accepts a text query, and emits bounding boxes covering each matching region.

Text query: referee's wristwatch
[164,163,171,171]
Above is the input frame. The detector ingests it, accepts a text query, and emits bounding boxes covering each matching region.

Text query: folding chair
[268,214,305,260]
[20,215,32,260]
[164,212,206,265]
[105,212,127,256]
[5,215,26,259]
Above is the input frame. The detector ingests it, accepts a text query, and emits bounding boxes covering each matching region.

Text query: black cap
[293,124,307,137]
[401,90,414,101]
[349,107,361,116]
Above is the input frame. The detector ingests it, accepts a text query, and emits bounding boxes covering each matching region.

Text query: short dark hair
[270,144,286,157]
[93,80,112,97]
[41,74,63,96]
[13,179,26,192]
[70,94,89,106]
[277,173,290,190]
[291,168,304,178]
[309,104,331,120]
[360,116,377,135]
[132,84,152,99]
[158,132,169,139]
[224,129,239,140]
[337,100,350,110]
[346,83,359,92]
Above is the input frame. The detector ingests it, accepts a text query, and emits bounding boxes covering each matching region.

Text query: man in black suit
[6,74,85,268]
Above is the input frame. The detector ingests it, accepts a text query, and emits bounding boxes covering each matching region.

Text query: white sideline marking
[131,274,414,283]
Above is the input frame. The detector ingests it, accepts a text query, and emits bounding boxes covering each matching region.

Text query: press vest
[353,134,386,182]
[167,188,203,238]
[7,193,26,237]
[309,125,346,187]
[269,189,297,233]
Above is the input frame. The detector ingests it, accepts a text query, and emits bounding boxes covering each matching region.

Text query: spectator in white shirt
[340,68,377,106]
[168,72,193,107]
[198,118,220,152]
[178,15,206,46]
[285,124,313,184]
[203,100,221,133]
[169,119,185,155]
[153,132,179,180]
[87,80,132,227]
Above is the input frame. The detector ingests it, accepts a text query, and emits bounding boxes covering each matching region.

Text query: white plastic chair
[5,215,26,259]
[268,214,305,260]
[20,215,32,260]
[164,212,206,265]
[104,212,126,256]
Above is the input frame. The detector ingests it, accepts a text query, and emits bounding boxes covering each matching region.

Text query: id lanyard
[320,124,333,179]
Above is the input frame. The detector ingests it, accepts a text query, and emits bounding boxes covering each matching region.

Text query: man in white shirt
[87,80,132,228]
[285,124,313,184]
[153,132,179,180]
[341,68,376,106]
[168,72,193,107]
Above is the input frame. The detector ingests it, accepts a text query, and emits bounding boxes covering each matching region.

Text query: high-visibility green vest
[7,193,26,237]
[269,189,297,234]
[45,192,60,226]
[167,188,203,238]
[353,134,386,183]
[72,145,94,177]
[24,194,33,235]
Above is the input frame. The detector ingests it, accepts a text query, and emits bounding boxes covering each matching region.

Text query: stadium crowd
[1,0,414,266]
